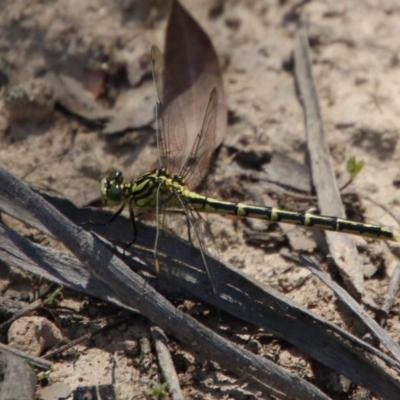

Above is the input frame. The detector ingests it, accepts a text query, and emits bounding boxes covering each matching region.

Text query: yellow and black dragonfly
[100,45,399,281]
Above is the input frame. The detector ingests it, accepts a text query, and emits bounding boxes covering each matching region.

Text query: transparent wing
[176,193,219,303]
[179,88,218,190]
[151,46,187,173]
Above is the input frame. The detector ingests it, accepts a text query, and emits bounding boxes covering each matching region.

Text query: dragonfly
[100,45,400,280]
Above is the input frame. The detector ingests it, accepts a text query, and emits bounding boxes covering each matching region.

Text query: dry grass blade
[151,326,184,400]
[1,172,400,398]
[294,25,365,296]
[0,166,330,400]
[288,253,400,363]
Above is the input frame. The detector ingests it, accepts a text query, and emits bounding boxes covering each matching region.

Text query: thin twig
[381,264,400,318]
[0,342,52,371]
[151,326,184,400]
[282,251,400,366]
[0,298,43,333]
[43,317,127,359]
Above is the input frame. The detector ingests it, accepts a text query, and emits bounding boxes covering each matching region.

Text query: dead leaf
[46,72,109,121]
[82,67,106,99]
[262,152,312,194]
[102,81,155,134]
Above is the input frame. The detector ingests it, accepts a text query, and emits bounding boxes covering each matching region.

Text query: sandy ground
[1,0,400,399]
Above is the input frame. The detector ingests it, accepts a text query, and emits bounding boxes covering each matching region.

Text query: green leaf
[149,382,168,397]
[347,156,364,181]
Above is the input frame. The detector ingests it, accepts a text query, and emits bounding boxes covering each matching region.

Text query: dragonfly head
[100,169,124,206]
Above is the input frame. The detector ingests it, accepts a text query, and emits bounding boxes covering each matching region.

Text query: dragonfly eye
[108,169,124,184]
[100,177,122,206]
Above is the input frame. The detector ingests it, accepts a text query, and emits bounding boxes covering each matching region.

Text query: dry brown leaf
[102,81,155,134]
[82,67,106,99]
[47,72,109,121]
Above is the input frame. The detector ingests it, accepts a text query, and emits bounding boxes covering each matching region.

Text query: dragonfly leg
[105,204,125,225]
[123,203,138,255]
[186,213,192,244]
[81,204,125,228]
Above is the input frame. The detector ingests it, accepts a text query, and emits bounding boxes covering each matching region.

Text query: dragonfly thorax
[128,168,185,209]
[101,168,187,209]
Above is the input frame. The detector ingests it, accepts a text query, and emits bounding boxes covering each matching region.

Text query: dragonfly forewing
[180,88,218,190]
[151,45,188,174]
